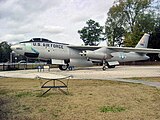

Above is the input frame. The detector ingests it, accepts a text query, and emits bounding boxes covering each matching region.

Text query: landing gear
[102,60,107,71]
[59,65,74,71]
[102,61,116,70]
[59,65,68,71]
[102,66,107,70]
[68,66,74,70]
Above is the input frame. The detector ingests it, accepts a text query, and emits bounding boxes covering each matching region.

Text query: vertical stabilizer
[135,33,150,48]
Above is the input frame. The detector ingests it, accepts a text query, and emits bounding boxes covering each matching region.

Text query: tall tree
[105,0,153,47]
[124,12,156,46]
[105,2,125,46]
[78,19,105,46]
[122,0,152,32]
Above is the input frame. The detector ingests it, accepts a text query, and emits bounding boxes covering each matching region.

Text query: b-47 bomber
[11,33,160,70]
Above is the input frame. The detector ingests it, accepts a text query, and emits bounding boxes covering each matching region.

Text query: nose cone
[10,45,16,51]
[10,44,25,55]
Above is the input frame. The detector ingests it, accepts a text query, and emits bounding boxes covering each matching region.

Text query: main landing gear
[59,65,74,71]
[102,61,115,71]
[59,65,68,71]
[102,60,108,70]
[102,66,107,71]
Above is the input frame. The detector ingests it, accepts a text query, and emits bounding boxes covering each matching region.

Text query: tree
[78,19,105,46]
[0,41,12,63]
[105,3,125,46]
[147,26,160,61]
[124,12,156,46]
[122,0,152,32]
[105,0,153,47]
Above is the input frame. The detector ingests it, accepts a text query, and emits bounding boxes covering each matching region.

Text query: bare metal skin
[11,34,160,70]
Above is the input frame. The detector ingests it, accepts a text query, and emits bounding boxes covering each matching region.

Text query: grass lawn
[0,78,160,120]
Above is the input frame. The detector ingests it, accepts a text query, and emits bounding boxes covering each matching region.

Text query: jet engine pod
[84,50,112,60]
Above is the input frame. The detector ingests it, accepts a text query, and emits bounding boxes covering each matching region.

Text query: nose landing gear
[59,65,74,71]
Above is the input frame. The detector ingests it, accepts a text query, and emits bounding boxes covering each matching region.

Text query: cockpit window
[31,38,40,41]
[19,38,69,45]
[20,38,52,43]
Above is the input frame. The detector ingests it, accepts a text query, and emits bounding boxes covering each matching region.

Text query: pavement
[0,65,160,88]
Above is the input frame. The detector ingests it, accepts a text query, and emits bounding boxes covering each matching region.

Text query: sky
[0,0,114,45]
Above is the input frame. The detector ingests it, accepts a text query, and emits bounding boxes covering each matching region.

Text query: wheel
[102,66,107,71]
[68,66,75,70]
[59,65,68,70]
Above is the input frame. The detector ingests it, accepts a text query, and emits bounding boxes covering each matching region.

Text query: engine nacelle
[83,50,112,60]
[69,59,93,67]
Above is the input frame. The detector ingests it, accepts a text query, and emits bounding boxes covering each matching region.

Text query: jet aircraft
[11,33,160,70]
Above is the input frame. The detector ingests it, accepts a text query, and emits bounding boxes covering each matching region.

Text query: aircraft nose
[10,45,16,51]
[11,44,24,50]
[10,44,25,55]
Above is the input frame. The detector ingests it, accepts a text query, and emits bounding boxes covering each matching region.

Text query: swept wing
[68,45,160,53]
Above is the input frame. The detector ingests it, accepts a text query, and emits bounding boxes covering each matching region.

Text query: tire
[59,65,68,71]
[68,66,74,70]
[102,66,107,71]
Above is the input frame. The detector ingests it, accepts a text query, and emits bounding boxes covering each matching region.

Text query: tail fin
[135,33,150,48]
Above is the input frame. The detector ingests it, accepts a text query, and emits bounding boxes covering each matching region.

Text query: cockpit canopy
[20,38,53,43]
[19,38,69,45]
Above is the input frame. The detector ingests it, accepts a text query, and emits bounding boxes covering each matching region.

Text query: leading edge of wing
[68,45,160,53]
[107,46,160,53]
[67,45,101,50]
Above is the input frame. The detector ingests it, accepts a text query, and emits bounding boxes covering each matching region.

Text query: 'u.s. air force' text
[32,42,63,49]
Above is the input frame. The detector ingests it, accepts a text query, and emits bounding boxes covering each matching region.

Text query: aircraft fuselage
[11,34,156,70]
[11,41,149,63]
